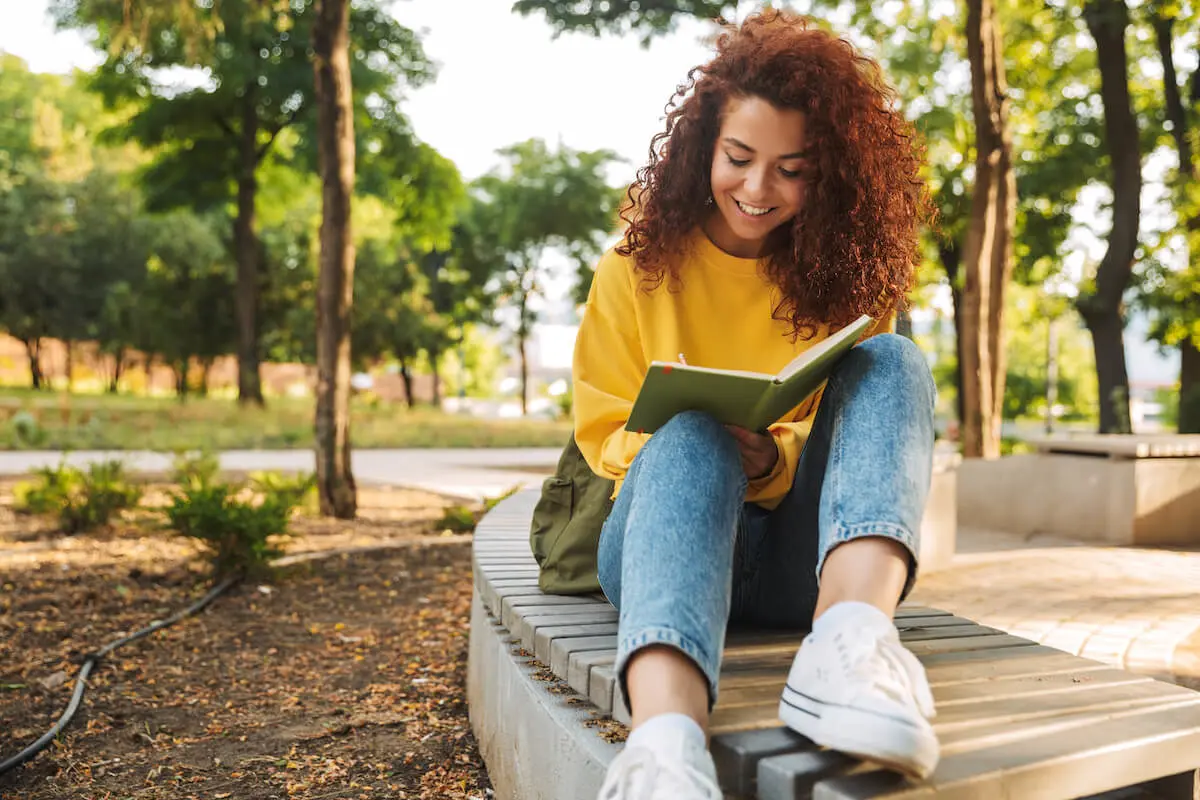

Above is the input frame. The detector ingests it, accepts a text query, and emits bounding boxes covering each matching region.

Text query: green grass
[0,388,572,451]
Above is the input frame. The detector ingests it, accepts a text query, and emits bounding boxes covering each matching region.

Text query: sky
[0,0,726,184]
[0,0,1180,382]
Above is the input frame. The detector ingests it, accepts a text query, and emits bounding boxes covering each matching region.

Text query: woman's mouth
[734,199,774,217]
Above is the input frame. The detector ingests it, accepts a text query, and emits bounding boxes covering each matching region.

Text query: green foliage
[9,411,45,447]
[15,459,142,533]
[0,391,574,451]
[166,453,310,578]
[1152,384,1181,429]
[464,139,622,406]
[250,470,318,515]
[437,503,479,534]
[437,485,521,533]
[171,449,222,489]
[1001,286,1098,422]
[512,0,735,42]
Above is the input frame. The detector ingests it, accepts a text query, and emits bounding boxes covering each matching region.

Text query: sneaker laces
[837,627,936,719]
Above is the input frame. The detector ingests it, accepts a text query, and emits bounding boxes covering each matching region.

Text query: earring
[705,195,714,207]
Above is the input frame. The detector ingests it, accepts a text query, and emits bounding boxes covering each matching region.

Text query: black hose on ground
[0,575,239,777]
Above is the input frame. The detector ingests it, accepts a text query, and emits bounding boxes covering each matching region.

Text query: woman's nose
[742,166,767,198]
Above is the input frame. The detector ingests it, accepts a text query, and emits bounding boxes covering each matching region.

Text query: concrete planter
[957,435,1200,546]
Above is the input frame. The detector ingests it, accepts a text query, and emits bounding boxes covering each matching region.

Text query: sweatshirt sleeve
[572,249,650,482]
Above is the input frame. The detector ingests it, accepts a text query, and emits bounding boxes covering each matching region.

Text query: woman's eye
[779,166,802,179]
[726,154,750,167]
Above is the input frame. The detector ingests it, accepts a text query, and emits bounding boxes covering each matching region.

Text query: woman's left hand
[725,425,779,480]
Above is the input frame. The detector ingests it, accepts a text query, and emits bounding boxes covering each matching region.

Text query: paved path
[911,527,1200,689]
[0,449,559,501]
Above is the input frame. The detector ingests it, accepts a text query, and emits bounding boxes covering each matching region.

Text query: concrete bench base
[959,435,1200,546]
[467,594,619,800]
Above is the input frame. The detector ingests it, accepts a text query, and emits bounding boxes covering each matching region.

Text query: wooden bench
[468,489,1200,800]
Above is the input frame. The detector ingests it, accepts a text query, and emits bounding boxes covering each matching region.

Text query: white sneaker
[778,607,939,778]
[597,728,723,800]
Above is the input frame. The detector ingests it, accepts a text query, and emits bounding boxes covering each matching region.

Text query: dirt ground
[0,478,494,799]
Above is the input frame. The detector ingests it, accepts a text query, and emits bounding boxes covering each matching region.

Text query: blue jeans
[597,333,936,710]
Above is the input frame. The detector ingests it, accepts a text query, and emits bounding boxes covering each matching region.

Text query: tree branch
[256,104,305,161]
[214,114,236,140]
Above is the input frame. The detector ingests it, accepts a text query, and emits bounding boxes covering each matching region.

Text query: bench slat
[712,726,817,798]
[813,699,1200,800]
[515,609,618,646]
[569,649,617,704]
[551,634,618,677]
[534,622,619,664]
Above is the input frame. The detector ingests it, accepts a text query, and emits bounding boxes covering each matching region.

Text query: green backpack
[529,433,615,594]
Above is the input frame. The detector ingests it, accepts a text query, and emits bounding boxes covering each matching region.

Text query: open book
[624,314,874,435]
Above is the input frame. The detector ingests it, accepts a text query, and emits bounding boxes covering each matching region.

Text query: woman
[573,10,939,799]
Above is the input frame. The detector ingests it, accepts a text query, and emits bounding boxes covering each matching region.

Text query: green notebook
[624,314,874,435]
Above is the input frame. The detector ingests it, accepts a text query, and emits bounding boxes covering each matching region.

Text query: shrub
[171,449,221,490]
[166,454,310,578]
[10,411,46,447]
[250,470,317,515]
[437,485,521,533]
[14,460,142,533]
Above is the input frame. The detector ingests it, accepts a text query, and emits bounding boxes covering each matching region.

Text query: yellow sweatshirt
[572,230,894,508]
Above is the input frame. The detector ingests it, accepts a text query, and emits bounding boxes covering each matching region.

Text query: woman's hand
[725,425,779,480]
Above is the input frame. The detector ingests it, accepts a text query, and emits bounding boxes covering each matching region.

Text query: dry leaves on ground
[0,479,493,800]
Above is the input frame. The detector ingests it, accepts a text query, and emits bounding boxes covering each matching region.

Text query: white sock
[813,600,892,635]
[627,712,706,751]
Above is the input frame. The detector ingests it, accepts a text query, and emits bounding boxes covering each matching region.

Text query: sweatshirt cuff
[746,436,790,507]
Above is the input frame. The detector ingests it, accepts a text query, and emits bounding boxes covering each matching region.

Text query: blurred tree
[514,0,735,39]
[957,0,1016,458]
[1144,0,1200,433]
[466,140,622,415]
[138,210,235,399]
[1077,0,1141,433]
[312,0,358,518]
[1001,285,1097,422]
[0,165,73,389]
[52,0,434,405]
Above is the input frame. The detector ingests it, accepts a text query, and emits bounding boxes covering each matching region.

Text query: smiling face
[705,95,809,258]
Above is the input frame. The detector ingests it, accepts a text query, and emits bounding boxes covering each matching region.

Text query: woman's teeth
[736,200,772,217]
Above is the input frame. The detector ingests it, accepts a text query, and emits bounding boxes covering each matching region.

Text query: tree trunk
[108,348,125,394]
[1152,13,1200,434]
[429,347,443,408]
[234,87,264,407]
[199,357,214,398]
[23,338,44,390]
[65,341,74,392]
[1045,316,1059,434]
[517,290,530,417]
[1181,340,1200,433]
[1080,0,1139,434]
[987,108,1016,446]
[174,359,190,403]
[961,0,1012,459]
[398,358,415,409]
[312,0,357,520]
[938,240,966,434]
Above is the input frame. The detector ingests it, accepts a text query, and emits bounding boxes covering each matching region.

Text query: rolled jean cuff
[614,627,720,716]
[816,520,921,601]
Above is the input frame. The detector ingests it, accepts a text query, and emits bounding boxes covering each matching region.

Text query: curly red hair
[617,9,933,338]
